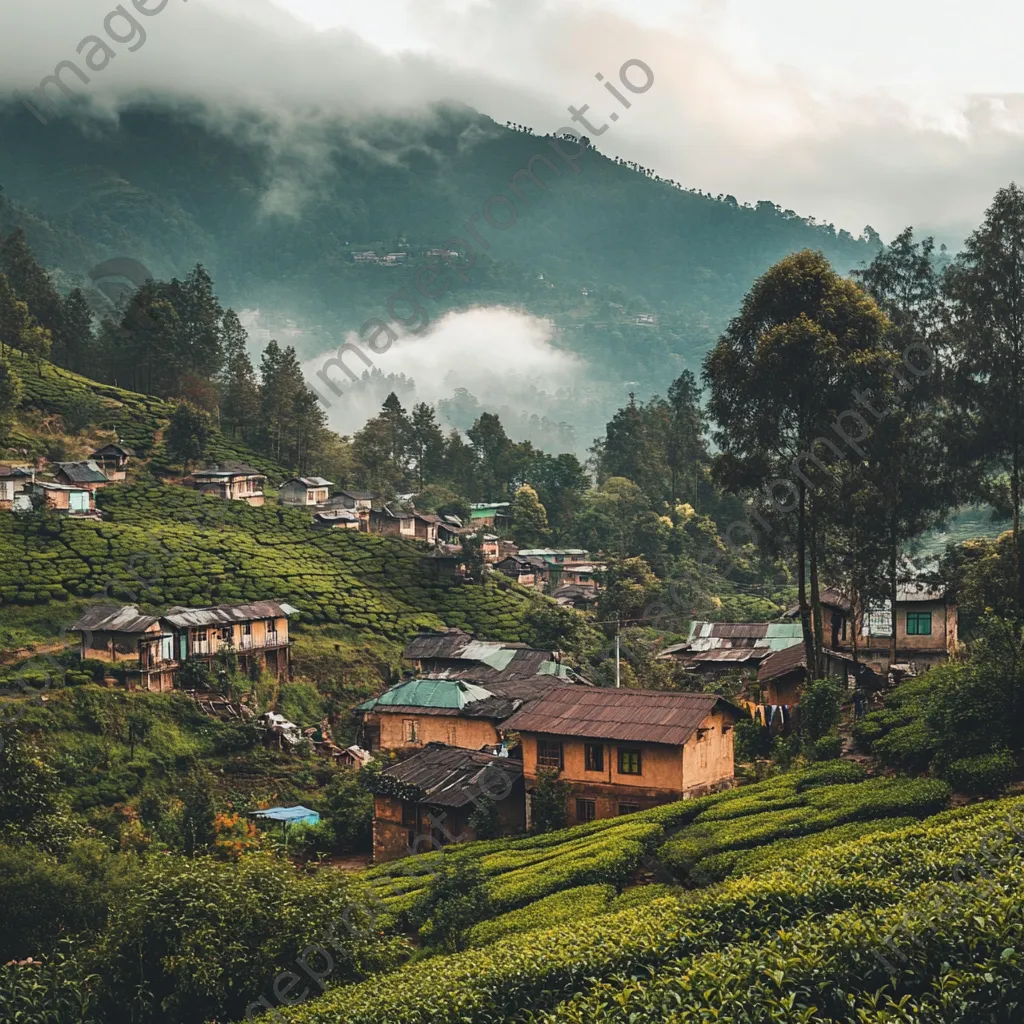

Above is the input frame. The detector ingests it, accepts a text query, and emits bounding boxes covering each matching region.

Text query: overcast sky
[5,0,1024,240]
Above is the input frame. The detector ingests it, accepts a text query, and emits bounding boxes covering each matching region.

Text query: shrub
[530,768,569,834]
[805,734,842,761]
[940,749,1016,796]
[415,854,493,953]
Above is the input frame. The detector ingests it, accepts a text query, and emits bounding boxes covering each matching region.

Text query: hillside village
[4,184,1024,1024]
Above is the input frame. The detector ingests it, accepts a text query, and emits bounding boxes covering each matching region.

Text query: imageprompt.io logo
[87,257,153,312]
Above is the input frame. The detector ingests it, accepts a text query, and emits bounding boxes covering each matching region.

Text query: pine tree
[217,310,259,439]
[0,228,63,343]
[59,288,94,373]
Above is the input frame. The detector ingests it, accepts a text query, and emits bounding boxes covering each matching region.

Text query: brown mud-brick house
[0,464,34,509]
[368,506,445,543]
[757,644,860,708]
[788,583,959,676]
[468,502,511,529]
[53,460,109,493]
[553,583,599,612]
[89,443,135,482]
[355,675,578,754]
[278,477,333,506]
[186,463,266,506]
[502,687,742,826]
[369,743,525,862]
[71,600,298,691]
[71,605,179,692]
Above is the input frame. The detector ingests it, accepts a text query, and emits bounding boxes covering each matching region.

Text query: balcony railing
[191,640,210,656]
[239,635,254,651]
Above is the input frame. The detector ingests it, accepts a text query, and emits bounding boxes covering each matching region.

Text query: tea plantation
[4,349,285,476]
[0,480,567,646]
[274,771,1024,1024]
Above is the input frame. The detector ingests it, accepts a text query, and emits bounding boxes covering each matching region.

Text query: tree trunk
[1015,440,1023,613]
[850,574,860,674]
[797,482,815,681]
[809,514,824,678]
[888,511,898,670]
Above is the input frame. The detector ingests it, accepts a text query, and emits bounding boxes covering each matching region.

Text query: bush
[805,734,842,761]
[530,768,569,834]
[940,749,1016,796]
[414,854,493,952]
[465,884,615,948]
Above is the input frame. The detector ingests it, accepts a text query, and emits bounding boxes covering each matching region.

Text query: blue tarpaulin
[250,805,320,827]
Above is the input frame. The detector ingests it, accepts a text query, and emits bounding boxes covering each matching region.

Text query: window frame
[575,798,596,822]
[906,611,933,636]
[617,748,643,776]
[618,803,640,816]
[537,739,564,770]
[403,718,418,743]
[584,743,605,773]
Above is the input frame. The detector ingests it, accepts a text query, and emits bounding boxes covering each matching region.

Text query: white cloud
[303,306,582,436]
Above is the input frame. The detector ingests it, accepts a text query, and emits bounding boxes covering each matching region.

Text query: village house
[186,463,266,506]
[330,489,376,512]
[368,506,451,544]
[786,583,958,676]
[356,678,515,752]
[71,600,299,692]
[25,480,96,515]
[495,553,548,589]
[502,687,742,826]
[71,605,179,691]
[89,443,134,482]
[402,628,587,686]
[517,548,591,565]
[279,476,333,506]
[657,621,804,680]
[468,502,511,528]
[53,460,109,493]
[553,583,599,612]
[312,509,362,530]
[0,464,34,509]
[756,643,861,709]
[369,744,525,862]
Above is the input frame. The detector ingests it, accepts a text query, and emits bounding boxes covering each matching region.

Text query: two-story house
[186,463,266,506]
[71,600,299,691]
[788,583,958,676]
[0,464,34,509]
[89,443,135,482]
[279,477,333,506]
[502,687,742,826]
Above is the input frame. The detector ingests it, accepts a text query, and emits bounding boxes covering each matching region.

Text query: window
[403,719,418,743]
[402,801,417,827]
[584,743,604,772]
[241,622,252,635]
[575,798,596,822]
[618,748,642,775]
[220,626,233,643]
[537,740,564,769]
[906,611,933,636]
[864,603,892,637]
[618,803,640,816]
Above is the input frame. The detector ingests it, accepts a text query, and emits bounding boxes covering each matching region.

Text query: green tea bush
[941,749,1017,796]
[465,884,616,948]
[276,799,1024,1024]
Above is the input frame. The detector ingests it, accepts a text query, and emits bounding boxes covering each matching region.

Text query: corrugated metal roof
[357,679,495,712]
[379,744,522,808]
[758,644,856,683]
[55,461,108,484]
[502,687,742,746]
[689,648,765,663]
[282,477,333,488]
[71,604,162,634]
[162,600,299,628]
[897,582,946,602]
[251,805,320,823]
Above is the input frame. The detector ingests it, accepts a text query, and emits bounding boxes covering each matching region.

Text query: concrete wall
[374,712,499,752]
[680,708,735,792]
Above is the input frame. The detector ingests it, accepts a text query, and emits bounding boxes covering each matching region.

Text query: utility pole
[615,622,621,688]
